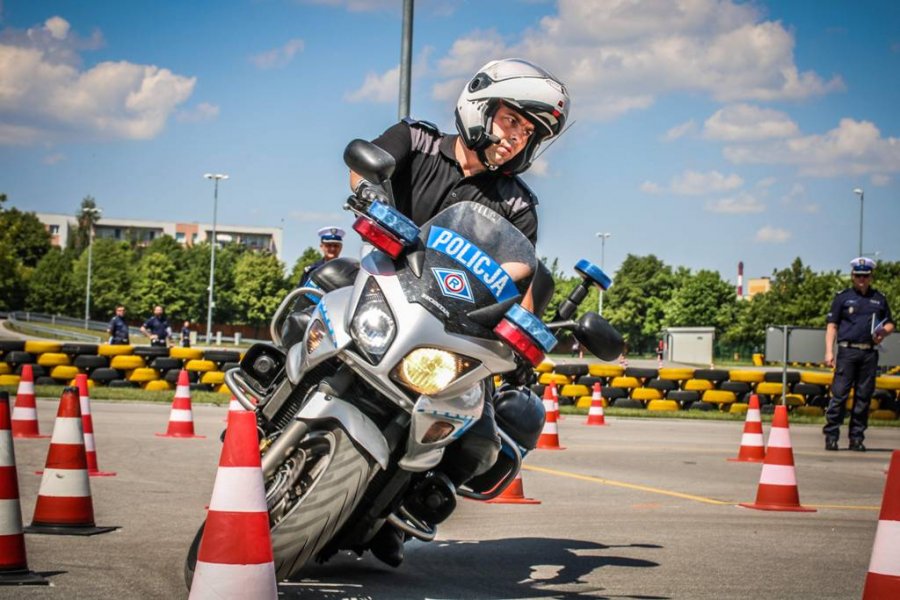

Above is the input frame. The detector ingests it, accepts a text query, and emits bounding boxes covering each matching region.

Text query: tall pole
[596,232,611,315]
[398,0,414,119]
[204,174,229,344]
[853,188,864,257]
[83,207,101,329]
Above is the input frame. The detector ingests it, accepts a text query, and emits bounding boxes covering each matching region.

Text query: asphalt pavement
[3,399,896,599]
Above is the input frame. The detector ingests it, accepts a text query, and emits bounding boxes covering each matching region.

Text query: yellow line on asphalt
[522,465,880,511]
[523,464,730,505]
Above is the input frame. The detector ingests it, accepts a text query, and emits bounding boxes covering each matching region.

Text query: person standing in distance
[298,227,345,287]
[347,57,569,568]
[140,305,172,348]
[824,257,894,451]
[107,304,130,345]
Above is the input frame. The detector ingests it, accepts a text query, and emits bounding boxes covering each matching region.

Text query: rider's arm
[348,122,414,194]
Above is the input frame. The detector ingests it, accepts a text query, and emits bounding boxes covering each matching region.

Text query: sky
[2,0,899,287]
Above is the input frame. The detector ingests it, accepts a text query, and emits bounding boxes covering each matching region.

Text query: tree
[72,196,102,252]
[231,253,289,324]
[0,206,51,268]
[664,270,738,334]
[129,252,184,318]
[72,239,135,320]
[602,254,678,353]
[0,239,26,311]
[25,247,78,315]
[289,246,323,286]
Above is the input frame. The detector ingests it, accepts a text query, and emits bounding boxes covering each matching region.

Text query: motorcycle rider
[348,58,570,567]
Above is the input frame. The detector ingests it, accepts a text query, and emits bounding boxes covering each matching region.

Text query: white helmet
[455,58,569,175]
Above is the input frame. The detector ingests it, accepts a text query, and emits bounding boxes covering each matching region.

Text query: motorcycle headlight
[350,278,396,364]
[391,347,479,396]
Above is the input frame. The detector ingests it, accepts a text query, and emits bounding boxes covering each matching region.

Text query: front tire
[184,425,375,589]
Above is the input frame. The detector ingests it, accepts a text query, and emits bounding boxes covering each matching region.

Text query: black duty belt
[838,341,874,350]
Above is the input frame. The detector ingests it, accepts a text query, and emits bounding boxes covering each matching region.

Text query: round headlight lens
[351,304,395,357]
[397,348,461,396]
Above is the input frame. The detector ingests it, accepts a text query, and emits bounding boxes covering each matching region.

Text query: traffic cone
[549,382,561,420]
[157,370,205,439]
[863,450,900,599]
[728,394,765,462]
[25,387,118,535]
[739,405,815,512]
[0,392,49,585]
[487,471,540,505]
[585,382,607,426]
[189,410,276,599]
[11,365,48,439]
[76,374,115,477]
[537,387,565,450]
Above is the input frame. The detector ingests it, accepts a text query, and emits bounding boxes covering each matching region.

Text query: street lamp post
[204,173,229,344]
[853,188,864,257]
[595,232,611,315]
[83,207,102,329]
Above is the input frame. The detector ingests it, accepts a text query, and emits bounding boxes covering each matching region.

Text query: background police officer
[824,257,894,451]
[140,305,172,347]
[107,304,130,345]
[298,226,344,287]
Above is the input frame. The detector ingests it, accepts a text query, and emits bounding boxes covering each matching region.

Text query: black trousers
[824,346,878,441]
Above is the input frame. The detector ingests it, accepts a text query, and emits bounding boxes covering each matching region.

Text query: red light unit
[353,216,404,258]
[493,318,544,366]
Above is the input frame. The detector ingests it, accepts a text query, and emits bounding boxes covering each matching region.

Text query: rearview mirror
[343,139,395,184]
[573,312,624,362]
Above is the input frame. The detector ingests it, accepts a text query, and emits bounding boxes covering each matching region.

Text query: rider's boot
[369,523,405,568]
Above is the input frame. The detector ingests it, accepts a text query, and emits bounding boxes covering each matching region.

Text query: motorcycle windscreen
[397,201,536,339]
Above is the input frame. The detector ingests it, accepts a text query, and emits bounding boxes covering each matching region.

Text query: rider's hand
[502,355,537,388]
[354,180,389,208]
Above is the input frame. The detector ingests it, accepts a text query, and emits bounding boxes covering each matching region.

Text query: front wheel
[184,425,375,589]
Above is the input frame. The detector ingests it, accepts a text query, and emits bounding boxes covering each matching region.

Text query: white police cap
[318,226,345,243]
[850,256,876,274]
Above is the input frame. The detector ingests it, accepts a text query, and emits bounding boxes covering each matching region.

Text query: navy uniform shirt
[826,287,893,344]
[371,120,539,244]
[108,315,130,344]
[143,315,171,339]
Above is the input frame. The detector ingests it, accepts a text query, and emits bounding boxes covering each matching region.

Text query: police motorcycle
[184,140,624,585]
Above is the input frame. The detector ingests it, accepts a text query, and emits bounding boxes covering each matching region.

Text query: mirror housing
[573,312,624,362]
[344,139,395,184]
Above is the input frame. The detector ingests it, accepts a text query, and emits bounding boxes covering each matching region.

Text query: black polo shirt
[371,120,539,244]
[826,287,893,344]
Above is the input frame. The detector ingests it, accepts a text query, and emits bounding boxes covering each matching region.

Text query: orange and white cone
[75,374,115,477]
[157,370,205,439]
[487,470,540,505]
[739,405,815,512]
[25,387,117,535]
[549,382,562,420]
[0,392,49,585]
[585,382,607,426]
[537,387,564,450]
[11,365,48,439]
[189,410,276,599]
[863,450,900,599]
[728,394,765,462]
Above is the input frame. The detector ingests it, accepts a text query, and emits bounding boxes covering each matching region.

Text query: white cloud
[431,0,843,121]
[529,157,550,177]
[640,181,663,194]
[345,65,400,103]
[703,104,799,141]
[0,17,194,145]
[706,192,765,213]
[670,170,743,195]
[641,170,743,195]
[249,38,304,70]
[755,226,791,243]
[756,176,777,188]
[871,174,890,186]
[177,102,220,123]
[662,120,696,142]
[42,153,65,165]
[289,210,345,222]
[723,118,900,177]
[781,182,805,203]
